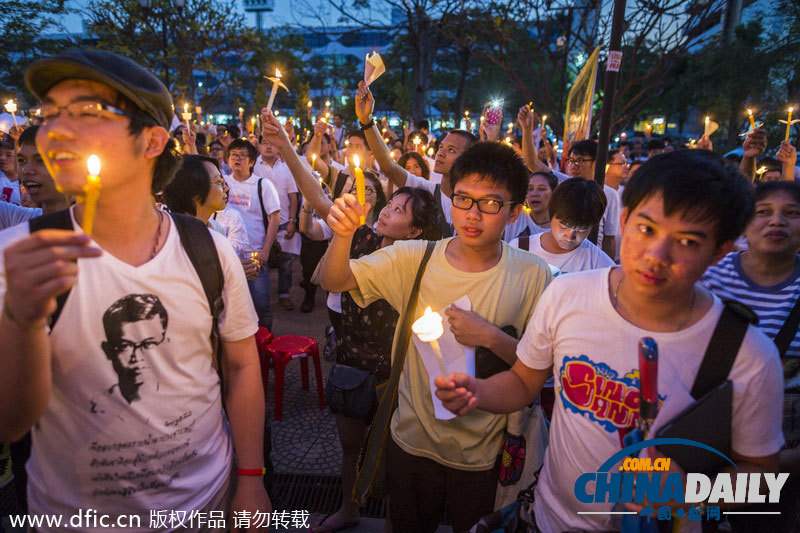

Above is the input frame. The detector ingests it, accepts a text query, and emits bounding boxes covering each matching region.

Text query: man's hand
[182,127,198,155]
[776,140,797,167]
[742,128,768,158]
[434,373,479,416]
[313,121,331,139]
[517,105,534,132]
[327,194,370,237]
[284,220,296,240]
[354,81,375,124]
[241,258,259,281]
[259,109,292,153]
[3,230,102,328]
[445,305,493,347]
[230,476,272,532]
[7,125,25,141]
[247,133,258,147]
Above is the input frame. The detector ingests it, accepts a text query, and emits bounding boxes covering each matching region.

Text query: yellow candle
[353,155,366,225]
[787,107,794,141]
[747,108,756,130]
[249,116,256,134]
[311,153,317,173]
[83,155,102,236]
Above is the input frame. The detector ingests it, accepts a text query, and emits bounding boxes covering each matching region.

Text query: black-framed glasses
[228,152,250,160]
[349,186,376,195]
[40,100,128,123]
[566,157,595,166]
[451,193,515,214]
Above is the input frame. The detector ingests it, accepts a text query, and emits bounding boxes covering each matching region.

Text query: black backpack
[29,210,226,388]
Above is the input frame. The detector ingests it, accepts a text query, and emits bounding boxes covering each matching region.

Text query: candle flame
[275,68,282,78]
[791,107,795,113]
[747,108,753,116]
[543,115,548,121]
[427,148,434,156]
[705,116,709,124]
[325,100,331,107]
[238,107,243,114]
[307,100,312,108]
[412,306,444,342]
[352,154,360,168]
[87,155,101,176]
[184,103,189,113]
[756,165,768,176]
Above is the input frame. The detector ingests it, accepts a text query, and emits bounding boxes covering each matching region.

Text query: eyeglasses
[608,162,631,169]
[451,193,515,214]
[350,186,376,195]
[228,152,250,160]
[40,100,128,123]
[566,157,595,166]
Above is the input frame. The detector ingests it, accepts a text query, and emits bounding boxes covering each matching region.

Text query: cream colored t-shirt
[350,238,551,470]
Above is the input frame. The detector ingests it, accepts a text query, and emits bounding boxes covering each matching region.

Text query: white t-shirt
[253,157,302,255]
[212,205,249,256]
[0,172,21,205]
[0,201,40,230]
[509,233,614,276]
[503,213,546,243]
[516,268,784,533]
[404,170,452,224]
[0,208,258,531]
[223,173,281,251]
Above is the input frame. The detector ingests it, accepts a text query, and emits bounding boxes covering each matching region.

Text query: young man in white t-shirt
[0,49,270,530]
[437,150,784,532]
[321,141,551,532]
[353,81,477,239]
[223,138,280,331]
[0,135,21,205]
[511,177,614,275]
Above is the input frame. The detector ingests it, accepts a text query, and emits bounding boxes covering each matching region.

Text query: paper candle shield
[364,52,385,87]
[705,120,719,137]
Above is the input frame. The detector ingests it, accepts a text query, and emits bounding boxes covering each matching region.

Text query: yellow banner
[562,46,600,167]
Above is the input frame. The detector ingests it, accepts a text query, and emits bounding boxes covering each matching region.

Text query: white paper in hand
[412,295,476,420]
[364,52,385,87]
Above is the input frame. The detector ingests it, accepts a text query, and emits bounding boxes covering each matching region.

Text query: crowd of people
[0,48,799,533]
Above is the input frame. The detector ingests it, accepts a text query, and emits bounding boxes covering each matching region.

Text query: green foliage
[0,0,73,102]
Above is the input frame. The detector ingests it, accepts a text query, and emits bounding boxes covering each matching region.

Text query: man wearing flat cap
[0,49,271,531]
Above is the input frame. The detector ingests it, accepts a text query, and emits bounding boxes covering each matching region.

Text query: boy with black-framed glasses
[320,141,552,532]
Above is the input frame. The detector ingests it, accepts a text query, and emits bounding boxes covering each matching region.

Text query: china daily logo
[573,438,790,521]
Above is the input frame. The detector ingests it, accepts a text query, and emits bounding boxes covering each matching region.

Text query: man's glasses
[228,152,250,160]
[451,193,514,214]
[566,157,594,166]
[608,162,631,169]
[40,100,128,123]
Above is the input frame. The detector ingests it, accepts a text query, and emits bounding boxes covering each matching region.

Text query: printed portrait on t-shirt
[100,294,168,404]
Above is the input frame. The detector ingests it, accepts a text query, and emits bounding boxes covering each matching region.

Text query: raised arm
[319,194,369,293]
[519,105,549,173]
[738,128,767,181]
[305,121,333,186]
[260,110,334,220]
[776,140,797,181]
[354,81,409,188]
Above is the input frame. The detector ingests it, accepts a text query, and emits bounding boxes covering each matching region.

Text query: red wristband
[236,467,266,476]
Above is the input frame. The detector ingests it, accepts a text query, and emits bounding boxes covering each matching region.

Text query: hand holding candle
[181,103,191,127]
[83,155,102,236]
[352,155,366,225]
[413,307,448,377]
[747,108,756,130]
[779,106,799,141]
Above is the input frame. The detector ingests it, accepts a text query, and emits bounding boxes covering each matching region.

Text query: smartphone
[486,105,501,126]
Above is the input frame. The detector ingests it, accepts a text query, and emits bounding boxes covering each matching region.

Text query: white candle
[412,307,448,376]
[5,100,18,127]
[266,68,287,112]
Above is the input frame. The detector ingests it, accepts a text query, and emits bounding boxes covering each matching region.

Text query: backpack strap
[171,214,226,391]
[519,235,530,251]
[257,178,270,237]
[28,209,74,329]
[433,184,454,239]
[774,292,800,357]
[690,299,756,400]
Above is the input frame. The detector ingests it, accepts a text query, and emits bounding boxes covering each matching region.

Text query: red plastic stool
[254,327,274,397]
[264,335,325,420]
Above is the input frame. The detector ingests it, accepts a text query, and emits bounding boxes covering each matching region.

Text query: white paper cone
[364,52,386,87]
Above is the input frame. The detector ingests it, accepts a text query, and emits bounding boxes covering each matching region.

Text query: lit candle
[250,116,256,134]
[747,108,756,130]
[344,139,349,147]
[182,103,191,127]
[265,68,288,112]
[413,136,421,151]
[311,153,317,173]
[787,107,794,141]
[412,306,447,377]
[352,155,366,225]
[542,115,548,130]
[704,116,710,138]
[427,147,434,157]
[249,250,260,267]
[507,122,514,131]
[4,100,18,127]
[756,165,768,178]
[83,155,102,236]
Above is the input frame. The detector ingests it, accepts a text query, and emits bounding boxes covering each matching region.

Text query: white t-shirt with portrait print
[516,268,785,533]
[223,173,281,251]
[509,232,614,276]
[0,207,259,532]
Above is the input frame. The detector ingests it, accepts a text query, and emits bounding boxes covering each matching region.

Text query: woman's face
[391,148,403,162]
[745,189,800,258]
[405,156,423,177]
[526,174,553,217]
[375,192,420,240]
[201,161,227,213]
[349,177,379,214]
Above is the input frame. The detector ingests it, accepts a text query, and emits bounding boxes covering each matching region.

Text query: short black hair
[621,150,755,246]
[417,120,429,130]
[17,125,38,148]
[347,130,367,144]
[450,141,528,204]
[162,155,219,216]
[530,170,558,191]
[448,129,478,148]
[646,138,665,152]
[334,113,342,119]
[548,177,606,227]
[754,180,800,204]
[209,140,223,150]
[225,138,258,168]
[225,124,240,138]
[391,186,441,241]
[320,133,331,144]
[0,135,14,150]
[569,139,597,159]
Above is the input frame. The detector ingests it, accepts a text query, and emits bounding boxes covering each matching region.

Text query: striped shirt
[700,252,800,359]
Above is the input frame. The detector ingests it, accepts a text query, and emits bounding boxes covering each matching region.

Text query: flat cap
[25,48,173,130]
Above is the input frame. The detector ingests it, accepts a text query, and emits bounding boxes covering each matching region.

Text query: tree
[0,0,72,101]
[85,0,262,111]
